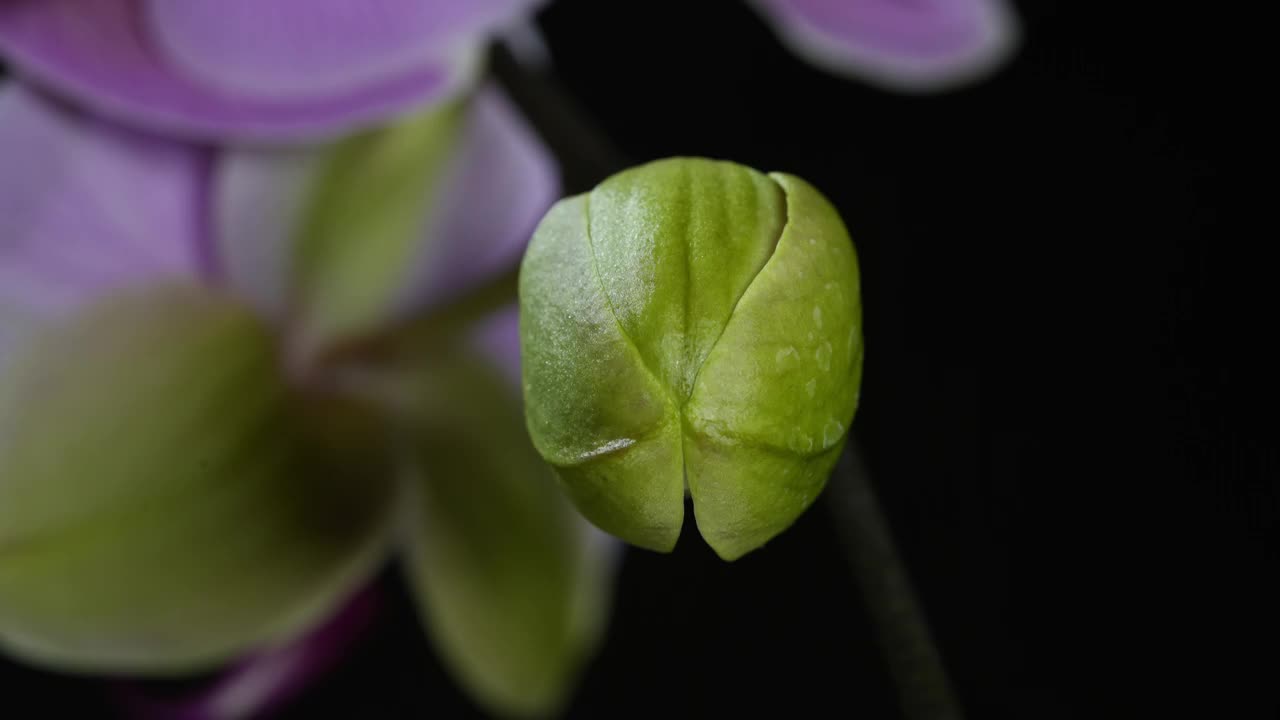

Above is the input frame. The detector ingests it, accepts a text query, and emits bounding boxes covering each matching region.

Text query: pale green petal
[290,101,465,352]
[399,336,612,718]
[217,86,558,358]
[0,286,396,673]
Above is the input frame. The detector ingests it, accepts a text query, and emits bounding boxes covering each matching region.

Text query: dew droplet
[789,428,815,454]
[815,341,833,371]
[823,419,845,446]
[812,306,823,329]
[775,346,798,369]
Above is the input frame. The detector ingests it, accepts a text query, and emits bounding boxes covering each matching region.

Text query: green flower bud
[519,158,864,560]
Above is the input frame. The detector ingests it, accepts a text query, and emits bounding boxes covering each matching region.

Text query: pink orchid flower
[0,82,613,719]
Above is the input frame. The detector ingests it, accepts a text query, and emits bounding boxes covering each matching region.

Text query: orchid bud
[519,158,864,561]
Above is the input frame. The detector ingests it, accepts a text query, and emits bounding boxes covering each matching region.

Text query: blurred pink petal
[751,0,1018,90]
[0,84,206,363]
[469,304,523,389]
[215,84,558,330]
[0,0,474,141]
[146,0,534,101]
[116,586,381,720]
[212,149,320,324]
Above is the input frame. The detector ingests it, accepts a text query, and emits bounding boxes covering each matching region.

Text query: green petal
[0,286,396,673]
[399,336,612,718]
[520,158,864,560]
[291,101,465,351]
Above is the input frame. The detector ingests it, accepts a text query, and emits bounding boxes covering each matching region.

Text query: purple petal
[115,585,381,720]
[402,85,560,312]
[0,84,206,362]
[0,0,474,142]
[146,0,538,101]
[212,149,321,324]
[469,304,523,390]
[751,0,1018,90]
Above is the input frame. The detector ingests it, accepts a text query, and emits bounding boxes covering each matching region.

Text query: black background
[1,1,1272,718]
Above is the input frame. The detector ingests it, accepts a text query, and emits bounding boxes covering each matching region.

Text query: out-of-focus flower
[0,0,542,141]
[0,83,612,719]
[750,0,1019,90]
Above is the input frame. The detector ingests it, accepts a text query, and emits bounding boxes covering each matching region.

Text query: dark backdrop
[1,1,1271,718]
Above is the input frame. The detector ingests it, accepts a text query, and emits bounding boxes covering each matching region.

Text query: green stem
[490,45,629,194]
[828,446,964,720]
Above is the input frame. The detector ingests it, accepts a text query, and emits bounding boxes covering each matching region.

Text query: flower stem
[828,446,965,720]
[490,44,629,194]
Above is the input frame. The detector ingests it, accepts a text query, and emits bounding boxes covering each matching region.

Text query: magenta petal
[146,0,538,101]
[0,0,472,142]
[0,84,207,365]
[115,586,381,720]
[751,0,1018,90]
[404,85,560,312]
